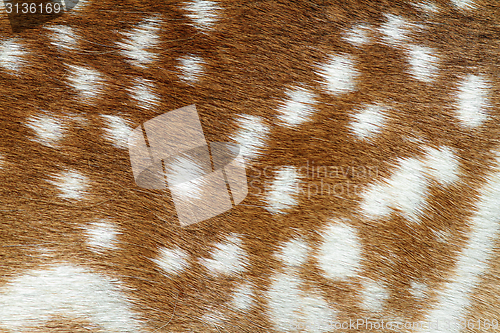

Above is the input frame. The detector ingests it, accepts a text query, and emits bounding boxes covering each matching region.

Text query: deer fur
[0,0,500,332]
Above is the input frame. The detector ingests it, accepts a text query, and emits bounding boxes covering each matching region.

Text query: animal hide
[1,0,500,332]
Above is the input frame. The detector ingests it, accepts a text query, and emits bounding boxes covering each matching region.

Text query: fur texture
[1,0,500,332]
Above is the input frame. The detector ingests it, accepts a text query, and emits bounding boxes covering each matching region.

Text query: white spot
[101,115,133,149]
[423,146,460,185]
[184,0,221,31]
[68,113,89,127]
[0,264,143,332]
[201,309,227,327]
[265,166,299,214]
[454,74,491,128]
[360,181,392,219]
[267,273,300,332]
[409,281,428,299]
[37,247,56,258]
[298,293,337,333]
[117,16,162,68]
[26,113,66,148]
[267,273,336,333]
[408,45,439,82]
[413,1,439,13]
[0,38,26,73]
[317,54,358,95]
[417,152,500,333]
[451,0,476,10]
[84,220,120,253]
[318,221,362,280]
[67,64,104,102]
[360,278,389,312]
[201,234,248,276]
[129,77,160,110]
[46,25,78,50]
[275,237,309,268]
[164,154,207,201]
[379,14,412,46]
[360,147,458,223]
[432,229,452,243]
[277,86,317,127]
[49,169,89,200]
[177,55,205,85]
[230,114,269,162]
[361,157,428,222]
[232,282,254,311]
[350,103,389,140]
[343,24,371,46]
[153,247,189,275]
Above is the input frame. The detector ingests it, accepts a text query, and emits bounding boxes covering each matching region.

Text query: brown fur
[1,0,500,332]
